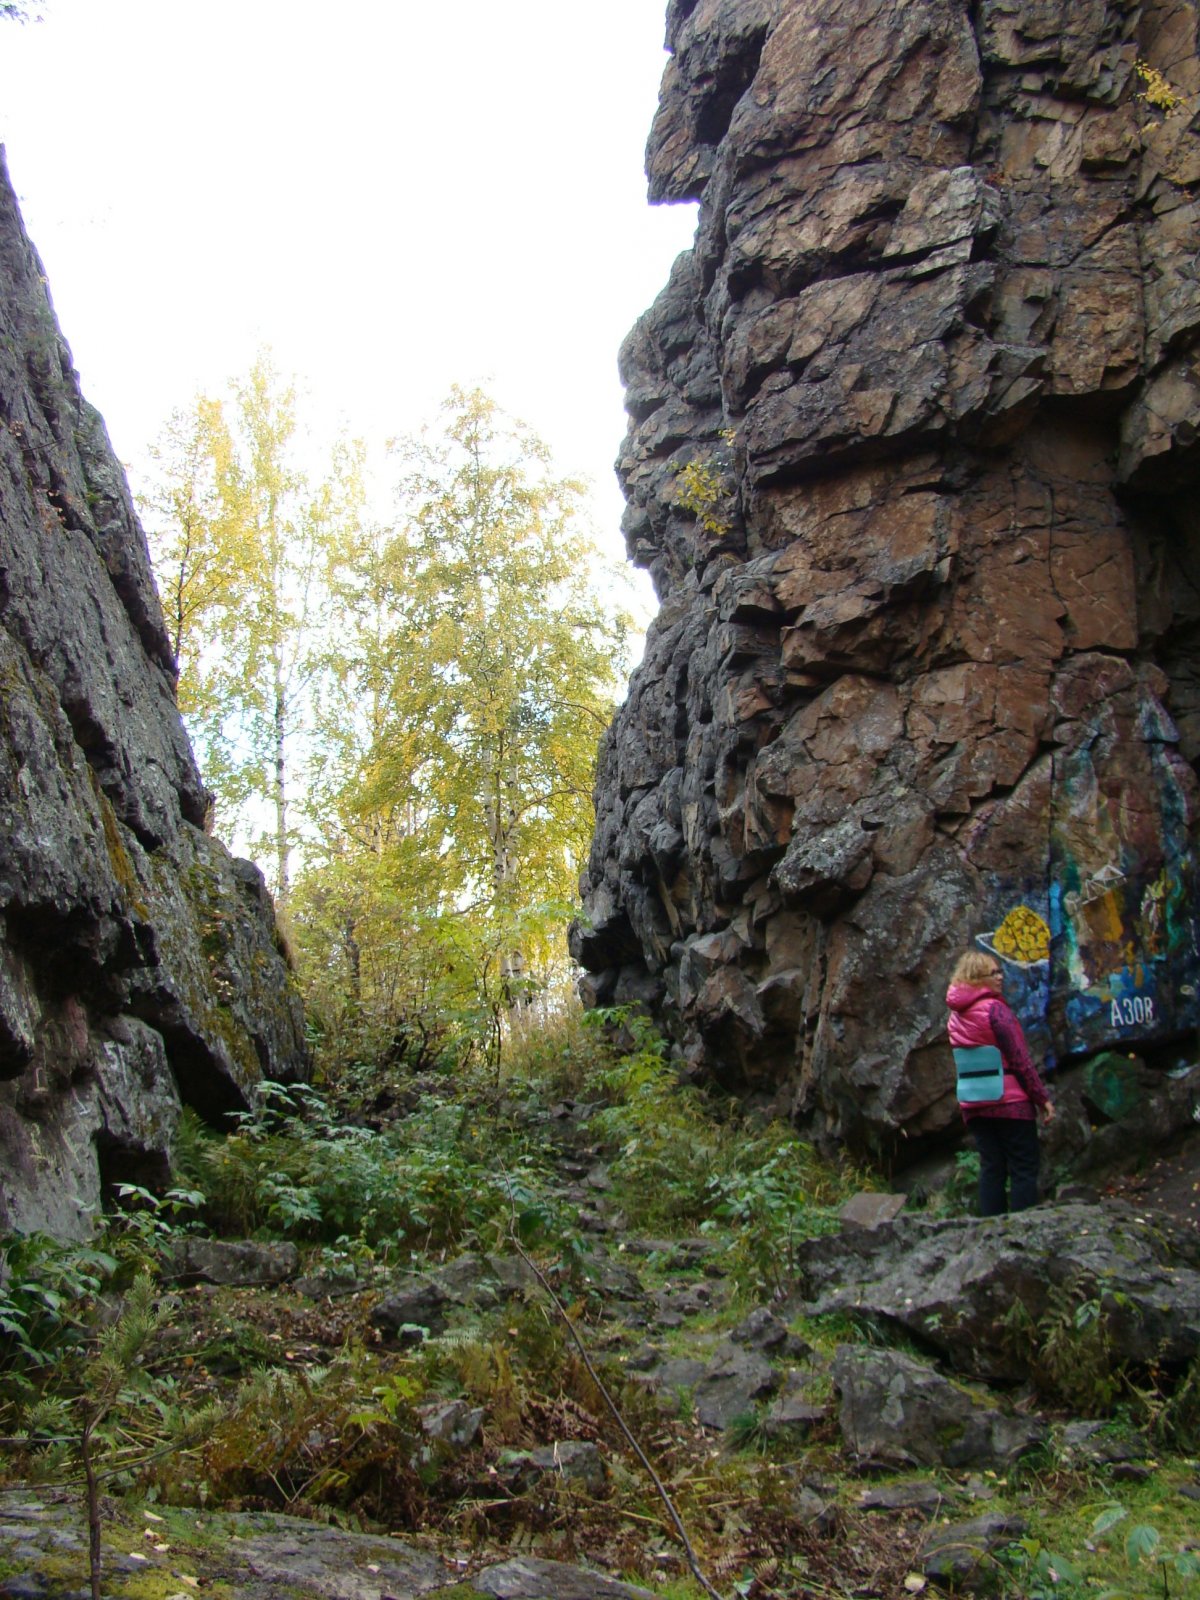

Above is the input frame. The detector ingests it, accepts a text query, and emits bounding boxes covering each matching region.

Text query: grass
[998,1472,1200,1598]
[2,1003,1199,1599]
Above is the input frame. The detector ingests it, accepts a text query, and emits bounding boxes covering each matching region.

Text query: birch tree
[141,353,341,907]
[293,387,630,1072]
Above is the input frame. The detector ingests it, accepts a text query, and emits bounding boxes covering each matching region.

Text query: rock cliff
[574,0,1200,1160]
[0,151,307,1237]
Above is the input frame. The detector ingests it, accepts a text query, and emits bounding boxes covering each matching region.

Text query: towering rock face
[574,0,1200,1159]
[0,153,307,1237]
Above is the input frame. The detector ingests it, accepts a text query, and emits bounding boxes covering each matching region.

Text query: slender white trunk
[273,654,289,912]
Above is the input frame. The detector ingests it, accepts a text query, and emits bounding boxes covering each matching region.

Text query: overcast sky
[0,0,697,599]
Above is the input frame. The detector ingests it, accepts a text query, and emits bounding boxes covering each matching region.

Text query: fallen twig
[506,1225,727,1600]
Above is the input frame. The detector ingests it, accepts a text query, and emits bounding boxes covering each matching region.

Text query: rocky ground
[2,1084,1200,1600]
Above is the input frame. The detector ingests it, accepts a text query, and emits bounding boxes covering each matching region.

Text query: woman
[946,948,1055,1216]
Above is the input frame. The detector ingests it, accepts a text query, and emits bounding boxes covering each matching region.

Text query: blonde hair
[951,948,1002,988]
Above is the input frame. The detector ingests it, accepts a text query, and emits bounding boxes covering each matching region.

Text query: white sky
[0,0,697,606]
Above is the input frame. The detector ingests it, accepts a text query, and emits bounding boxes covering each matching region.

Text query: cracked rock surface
[0,153,307,1236]
[574,0,1200,1160]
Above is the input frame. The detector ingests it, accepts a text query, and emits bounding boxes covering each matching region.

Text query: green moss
[89,770,151,917]
[0,1552,87,1590]
[159,855,262,1082]
[110,1570,204,1600]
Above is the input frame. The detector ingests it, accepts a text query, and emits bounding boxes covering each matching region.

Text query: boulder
[858,1481,952,1516]
[832,1345,1045,1469]
[370,1277,452,1340]
[692,1343,780,1429]
[920,1512,1028,1593]
[1058,1420,1153,1468]
[371,1251,542,1342]
[762,1370,829,1439]
[729,1305,802,1353]
[501,1441,608,1497]
[840,1193,908,1231]
[230,1517,447,1599]
[164,1238,299,1287]
[644,1356,708,1397]
[795,1202,1200,1380]
[416,1400,485,1451]
[0,1495,659,1600]
[473,1557,656,1599]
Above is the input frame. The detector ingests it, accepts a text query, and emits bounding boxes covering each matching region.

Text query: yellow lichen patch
[992,905,1050,964]
[89,770,150,917]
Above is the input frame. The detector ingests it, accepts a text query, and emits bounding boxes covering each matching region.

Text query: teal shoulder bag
[953,1045,1005,1104]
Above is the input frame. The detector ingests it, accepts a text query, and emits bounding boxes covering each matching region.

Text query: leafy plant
[1147,1354,1200,1453]
[1003,1505,1200,1600]
[106,1182,207,1271]
[167,1352,424,1518]
[674,455,732,539]
[1039,1290,1128,1413]
[701,1132,854,1298]
[589,1017,721,1228]
[1002,1281,1129,1413]
[999,1536,1083,1598]
[1136,59,1188,115]
[0,1232,116,1391]
[183,1077,559,1255]
[76,1274,169,1600]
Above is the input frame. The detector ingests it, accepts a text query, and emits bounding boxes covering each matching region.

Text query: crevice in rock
[95,1129,171,1206]
[694,27,769,149]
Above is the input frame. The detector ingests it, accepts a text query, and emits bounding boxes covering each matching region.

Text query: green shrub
[586,1011,723,1226]
[701,1130,859,1297]
[0,1232,115,1392]
[183,1078,563,1255]
[157,1351,424,1517]
[1002,1281,1129,1413]
[1147,1354,1200,1453]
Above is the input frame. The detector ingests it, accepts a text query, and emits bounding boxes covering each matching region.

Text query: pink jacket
[946,982,1050,1122]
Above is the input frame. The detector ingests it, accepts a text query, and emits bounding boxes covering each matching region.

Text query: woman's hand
[1039,1101,1056,1125]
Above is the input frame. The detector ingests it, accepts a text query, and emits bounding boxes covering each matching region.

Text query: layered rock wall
[0,153,307,1236]
[574,0,1200,1158]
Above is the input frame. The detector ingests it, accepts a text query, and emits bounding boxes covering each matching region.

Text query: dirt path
[1103,1125,1200,1238]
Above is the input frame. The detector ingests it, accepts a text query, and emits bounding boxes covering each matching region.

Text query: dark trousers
[972,1117,1040,1216]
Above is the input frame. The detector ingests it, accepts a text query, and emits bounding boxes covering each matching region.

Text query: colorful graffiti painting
[973,897,1054,1067]
[1048,859,1198,1053]
[1047,705,1200,1057]
[968,679,1200,1065]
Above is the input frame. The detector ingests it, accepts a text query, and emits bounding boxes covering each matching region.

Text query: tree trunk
[343,915,362,1006]
[82,1415,102,1600]
[273,669,289,912]
[487,735,526,1011]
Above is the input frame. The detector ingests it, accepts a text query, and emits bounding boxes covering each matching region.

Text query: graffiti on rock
[975,692,1200,1065]
[974,897,1053,1066]
[1049,711,1199,1058]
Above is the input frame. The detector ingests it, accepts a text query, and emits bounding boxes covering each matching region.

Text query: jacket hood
[946,982,1000,1012]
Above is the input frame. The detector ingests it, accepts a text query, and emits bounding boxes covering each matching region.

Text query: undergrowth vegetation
[162,1007,866,1296]
[2,1006,1199,1600]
